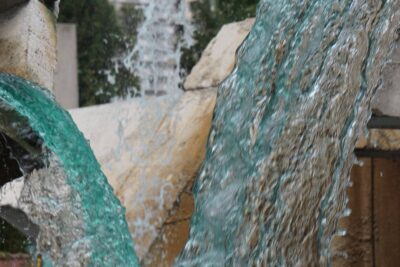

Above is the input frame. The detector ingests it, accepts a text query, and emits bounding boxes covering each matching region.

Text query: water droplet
[354,158,364,166]
[343,208,351,217]
[337,229,347,236]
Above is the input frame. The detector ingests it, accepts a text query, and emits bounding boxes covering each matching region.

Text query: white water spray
[125,0,193,96]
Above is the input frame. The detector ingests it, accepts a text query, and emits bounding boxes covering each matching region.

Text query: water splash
[0,74,139,266]
[178,0,400,266]
[124,0,193,96]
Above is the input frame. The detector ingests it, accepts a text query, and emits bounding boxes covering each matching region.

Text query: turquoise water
[0,0,399,266]
[0,74,139,266]
[177,0,399,266]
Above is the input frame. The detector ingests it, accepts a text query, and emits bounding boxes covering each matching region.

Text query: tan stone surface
[184,18,255,90]
[356,129,400,150]
[142,179,195,267]
[69,88,217,260]
[0,0,57,91]
[372,41,400,117]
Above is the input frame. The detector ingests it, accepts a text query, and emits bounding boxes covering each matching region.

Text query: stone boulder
[184,18,255,90]
[184,15,400,119]
[372,43,400,117]
[69,89,217,261]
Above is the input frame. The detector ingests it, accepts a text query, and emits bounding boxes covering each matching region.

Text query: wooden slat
[373,158,400,267]
[332,158,373,267]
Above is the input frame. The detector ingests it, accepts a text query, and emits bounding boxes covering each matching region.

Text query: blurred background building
[54,23,79,109]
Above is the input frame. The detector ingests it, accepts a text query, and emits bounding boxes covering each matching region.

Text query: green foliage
[182,0,258,74]
[58,1,142,106]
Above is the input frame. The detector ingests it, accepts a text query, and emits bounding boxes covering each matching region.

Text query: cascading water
[0,74,139,266]
[124,0,193,96]
[0,0,399,266]
[105,0,194,260]
[177,0,400,266]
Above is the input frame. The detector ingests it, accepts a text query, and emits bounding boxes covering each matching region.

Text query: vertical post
[0,0,57,91]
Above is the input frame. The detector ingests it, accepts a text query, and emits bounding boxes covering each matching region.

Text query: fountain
[0,0,399,266]
[124,0,193,96]
[0,2,138,266]
[0,73,139,266]
[177,0,400,266]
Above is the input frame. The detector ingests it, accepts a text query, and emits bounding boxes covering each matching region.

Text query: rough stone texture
[185,17,400,119]
[142,177,195,267]
[54,23,79,109]
[18,159,89,266]
[183,18,255,90]
[372,43,400,117]
[69,89,217,261]
[0,0,57,91]
[356,129,400,150]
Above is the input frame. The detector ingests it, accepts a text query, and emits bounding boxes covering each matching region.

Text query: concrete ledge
[0,0,57,91]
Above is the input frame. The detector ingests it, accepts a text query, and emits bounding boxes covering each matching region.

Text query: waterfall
[0,74,139,266]
[124,0,193,96]
[177,0,400,266]
[0,0,399,266]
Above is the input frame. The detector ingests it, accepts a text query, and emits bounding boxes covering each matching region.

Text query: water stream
[0,74,139,266]
[177,0,400,266]
[124,0,193,96]
[0,0,399,266]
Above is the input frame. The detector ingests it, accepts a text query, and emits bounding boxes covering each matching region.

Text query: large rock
[69,89,217,261]
[184,18,255,90]
[371,43,400,117]
[0,0,57,91]
[356,129,400,151]
[184,16,400,119]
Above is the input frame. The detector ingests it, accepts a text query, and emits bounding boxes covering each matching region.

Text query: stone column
[0,0,57,91]
[0,0,58,252]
